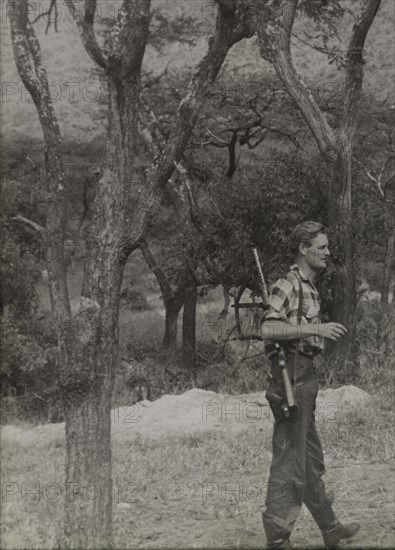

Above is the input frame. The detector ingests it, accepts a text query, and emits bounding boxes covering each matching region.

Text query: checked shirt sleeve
[264,278,296,323]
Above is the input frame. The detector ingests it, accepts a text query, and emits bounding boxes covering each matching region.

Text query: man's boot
[322,522,360,549]
[267,540,292,549]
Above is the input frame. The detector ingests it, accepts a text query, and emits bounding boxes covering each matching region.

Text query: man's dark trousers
[262,377,338,549]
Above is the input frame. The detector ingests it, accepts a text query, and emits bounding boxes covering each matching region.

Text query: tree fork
[9,0,255,546]
[256,0,382,372]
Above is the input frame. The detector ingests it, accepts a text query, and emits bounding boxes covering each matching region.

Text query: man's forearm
[262,320,315,341]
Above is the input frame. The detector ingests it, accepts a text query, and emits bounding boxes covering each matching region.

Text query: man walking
[261,221,360,549]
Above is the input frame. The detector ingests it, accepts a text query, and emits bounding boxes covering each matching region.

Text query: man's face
[301,233,330,272]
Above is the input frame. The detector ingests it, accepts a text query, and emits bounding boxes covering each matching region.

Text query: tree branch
[11,215,45,235]
[342,0,383,135]
[142,66,168,89]
[8,0,70,321]
[257,0,337,161]
[139,240,173,300]
[32,0,59,34]
[76,0,108,70]
[121,0,254,254]
[292,32,346,69]
[353,156,387,200]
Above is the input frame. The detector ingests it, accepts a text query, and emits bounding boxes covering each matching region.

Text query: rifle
[252,248,299,421]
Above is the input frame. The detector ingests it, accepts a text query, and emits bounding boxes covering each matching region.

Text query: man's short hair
[290,221,326,258]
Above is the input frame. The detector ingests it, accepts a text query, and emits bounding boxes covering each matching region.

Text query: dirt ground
[1,387,394,549]
[110,388,395,549]
[119,462,395,549]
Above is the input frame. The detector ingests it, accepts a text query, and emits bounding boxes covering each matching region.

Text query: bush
[0,322,61,424]
[120,285,152,311]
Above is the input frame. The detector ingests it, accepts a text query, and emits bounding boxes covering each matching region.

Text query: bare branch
[292,32,346,68]
[205,127,228,146]
[8,0,70,320]
[11,214,45,235]
[342,0,383,135]
[353,156,386,200]
[122,1,254,252]
[248,101,301,148]
[142,66,169,89]
[257,0,337,161]
[139,240,172,298]
[77,0,108,70]
[183,178,204,233]
[31,0,59,34]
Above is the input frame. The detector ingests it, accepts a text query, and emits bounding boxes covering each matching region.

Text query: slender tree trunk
[234,285,245,339]
[163,298,183,349]
[139,240,185,350]
[384,299,395,355]
[59,71,140,547]
[182,284,197,369]
[326,141,357,375]
[380,211,395,355]
[381,216,395,305]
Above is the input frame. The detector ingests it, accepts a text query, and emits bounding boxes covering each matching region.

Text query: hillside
[1,0,394,152]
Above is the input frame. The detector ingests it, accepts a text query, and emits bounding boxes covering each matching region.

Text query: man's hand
[314,322,347,341]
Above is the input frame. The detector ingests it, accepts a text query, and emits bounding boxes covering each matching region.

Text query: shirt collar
[290,264,312,283]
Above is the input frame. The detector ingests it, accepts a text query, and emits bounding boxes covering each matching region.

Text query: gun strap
[293,271,304,394]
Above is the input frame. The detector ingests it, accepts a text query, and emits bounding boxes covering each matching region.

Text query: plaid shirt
[263,265,324,357]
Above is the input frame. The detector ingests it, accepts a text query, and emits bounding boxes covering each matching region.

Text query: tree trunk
[381,216,395,305]
[234,285,245,339]
[384,300,395,355]
[60,4,251,541]
[9,0,254,546]
[139,240,185,350]
[182,285,197,369]
[59,69,139,546]
[163,298,183,349]
[325,142,357,377]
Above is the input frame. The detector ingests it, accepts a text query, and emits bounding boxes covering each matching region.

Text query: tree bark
[163,300,183,349]
[325,141,357,373]
[381,211,395,305]
[121,3,255,253]
[182,283,197,370]
[64,2,251,545]
[139,240,185,349]
[59,68,142,547]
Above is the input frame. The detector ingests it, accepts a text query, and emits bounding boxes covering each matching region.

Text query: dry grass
[1,398,394,549]
[1,337,394,549]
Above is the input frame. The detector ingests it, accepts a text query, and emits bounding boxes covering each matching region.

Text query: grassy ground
[1,396,394,549]
[1,278,394,549]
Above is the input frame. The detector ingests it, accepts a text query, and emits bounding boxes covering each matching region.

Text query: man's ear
[299,242,307,257]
